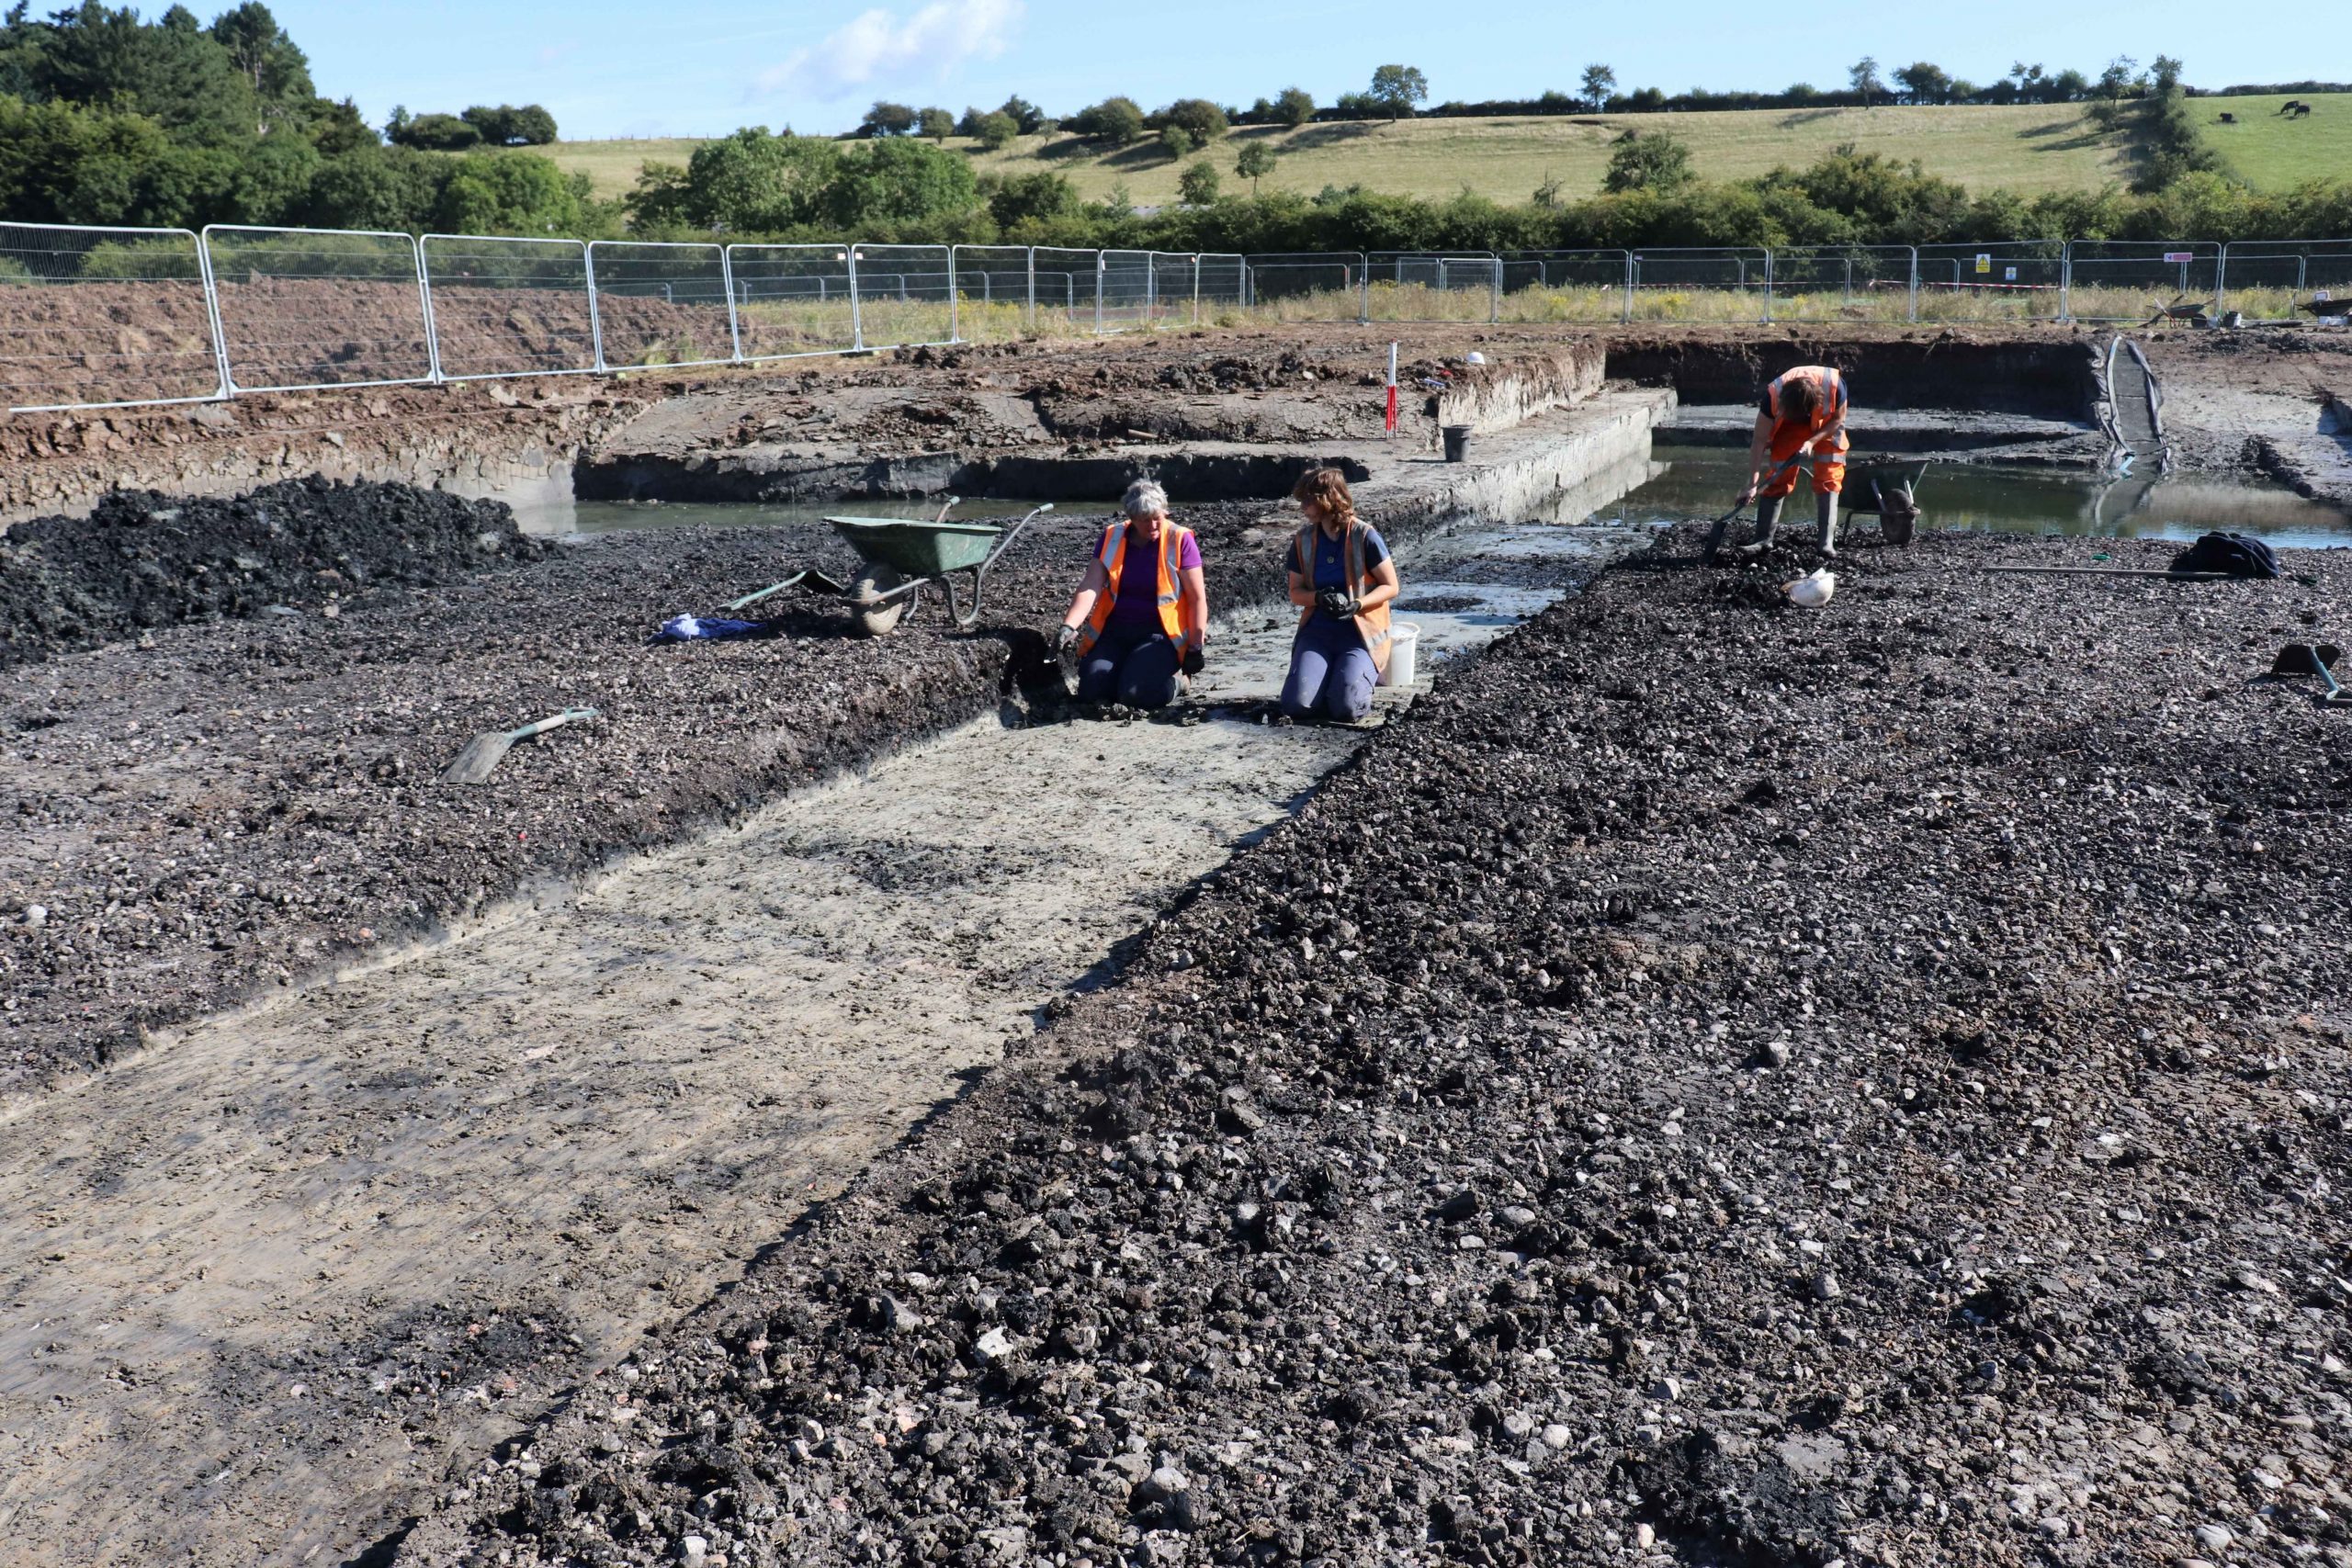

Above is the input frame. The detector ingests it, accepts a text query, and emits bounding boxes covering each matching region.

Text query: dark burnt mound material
[1,478,548,670]
[396,527,2352,1568]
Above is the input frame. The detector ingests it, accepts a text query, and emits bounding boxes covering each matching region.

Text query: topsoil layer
[397,528,2351,1568]
[0,476,548,670]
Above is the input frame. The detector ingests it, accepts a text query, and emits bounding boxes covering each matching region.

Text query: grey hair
[1121,479,1170,520]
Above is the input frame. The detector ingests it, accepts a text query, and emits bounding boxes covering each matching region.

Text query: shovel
[439,706,597,784]
[1702,453,1806,560]
[2267,642,2352,707]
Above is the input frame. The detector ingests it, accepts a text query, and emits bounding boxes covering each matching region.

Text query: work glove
[1054,623,1080,656]
[1317,588,1358,620]
[1181,646,1204,677]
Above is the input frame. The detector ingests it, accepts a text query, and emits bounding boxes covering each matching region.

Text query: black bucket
[1441,423,1473,463]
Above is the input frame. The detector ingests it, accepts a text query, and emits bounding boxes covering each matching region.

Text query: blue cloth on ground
[655,615,779,642]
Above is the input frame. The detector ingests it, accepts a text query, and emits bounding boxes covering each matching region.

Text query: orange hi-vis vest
[1076,519,1204,657]
[1291,520,1393,675]
[1765,365,1849,452]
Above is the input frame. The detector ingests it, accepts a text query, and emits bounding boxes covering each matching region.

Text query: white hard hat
[1464,350,1487,365]
[1786,568,1837,608]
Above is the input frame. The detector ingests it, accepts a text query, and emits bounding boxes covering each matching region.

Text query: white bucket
[1379,622,1420,688]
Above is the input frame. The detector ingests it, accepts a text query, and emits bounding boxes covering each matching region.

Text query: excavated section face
[1605,333,2098,419]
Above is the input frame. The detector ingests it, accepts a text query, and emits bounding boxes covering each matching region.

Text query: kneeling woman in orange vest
[1280,468,1399,723]
[1053,479,1209,709]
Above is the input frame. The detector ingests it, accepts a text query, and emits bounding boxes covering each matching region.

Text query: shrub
[1070,96,1145,147]
[1157,98,1229,143]
[972,111,1019,151]
[1273,87,1315,127]
[392,112,479,151]
[1178,160,1221,204]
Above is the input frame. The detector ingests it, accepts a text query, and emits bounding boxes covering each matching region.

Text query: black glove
[1181,646,1204,676]
[1317,588,1358,620]
[1054,623,1079,655]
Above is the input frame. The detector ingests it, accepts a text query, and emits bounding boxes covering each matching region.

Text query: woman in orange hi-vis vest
[1053,479,1208,710]
[1729,365,1850,559]
[1281,468,1399,723]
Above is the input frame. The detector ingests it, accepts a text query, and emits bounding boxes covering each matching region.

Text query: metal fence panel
[1498,250,1631,323]
[1097,249,1155,332]
[1766,245,1917,323]
[949,244,1037,339]
[1148,252,1198,324]
[1913,243,2067,322]
[588,241,735,368]
[1196,253,1247,318]
[420,234,595,379]
[1630,248,1769,323]
[2064,241,2222,322]
[1369,252,1498,322]
[727,243,855,360]
[1240,253,1364,321]
[850,243,953,350]
[0,221,223,412]
[1030,248,1101,334]
[2221,240,2352,321]
[202,225,433,391]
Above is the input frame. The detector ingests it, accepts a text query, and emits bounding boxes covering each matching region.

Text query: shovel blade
[438,730,517,784]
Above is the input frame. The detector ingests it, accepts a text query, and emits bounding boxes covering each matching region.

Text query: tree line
[0,2,584,236]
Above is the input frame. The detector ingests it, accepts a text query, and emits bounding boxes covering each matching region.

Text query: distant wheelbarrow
[729,497,1055,637]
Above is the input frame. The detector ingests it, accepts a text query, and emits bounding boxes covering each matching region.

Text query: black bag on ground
[2170,531,2281,579]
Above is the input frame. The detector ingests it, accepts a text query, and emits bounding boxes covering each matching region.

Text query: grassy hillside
[548,101,2135,207]
[2194,93,2352,190]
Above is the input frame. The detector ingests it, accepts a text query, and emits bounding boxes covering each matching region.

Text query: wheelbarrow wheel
[853,566,911,637]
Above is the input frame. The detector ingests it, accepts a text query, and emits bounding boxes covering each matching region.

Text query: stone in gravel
[1812,1270,1841,1301]
[20,906,44,931]
[1763,1040,1791,1068]
[974,1326,1016,1360]
[1135,1466,1190,1506]
[1542,1424,1573,1450]
[881,1294,925,1332]
[679,1536,708,1566]
[2193,1523,2234,1551]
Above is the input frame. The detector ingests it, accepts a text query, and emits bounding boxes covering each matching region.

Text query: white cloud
[757,0,1022,103]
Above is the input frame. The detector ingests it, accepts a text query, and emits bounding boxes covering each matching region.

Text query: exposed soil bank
[0,478,546,671]
[397,527,2352,1568]
[1603,332,2100,419]
[0,391,1665,1096]
[2141,327,2352,510]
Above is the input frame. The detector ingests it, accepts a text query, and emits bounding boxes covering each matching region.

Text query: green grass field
[548,101,2136,207]
[2193,93,2352,189]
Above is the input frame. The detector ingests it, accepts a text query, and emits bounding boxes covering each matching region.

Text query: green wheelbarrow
[729,497,1055,637]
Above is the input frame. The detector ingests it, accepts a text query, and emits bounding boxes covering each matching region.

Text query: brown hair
[1292,466,1358,528]
[1779,377,1819,419]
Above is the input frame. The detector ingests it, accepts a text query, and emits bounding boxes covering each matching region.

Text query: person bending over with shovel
[1710,365,1850,561]
[1054,479,1208,710]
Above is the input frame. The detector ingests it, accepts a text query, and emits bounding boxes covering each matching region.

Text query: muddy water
[1626,440,2352,546]
[0,514,1650,1568]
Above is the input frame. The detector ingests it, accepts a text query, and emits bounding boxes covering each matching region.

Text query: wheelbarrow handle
[978,502,1055,574]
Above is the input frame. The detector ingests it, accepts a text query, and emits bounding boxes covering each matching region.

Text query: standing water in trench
[0,495,1657,1567]
[1622,440,2352,547]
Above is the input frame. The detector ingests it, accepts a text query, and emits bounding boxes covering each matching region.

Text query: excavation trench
[0,454,1655,1567]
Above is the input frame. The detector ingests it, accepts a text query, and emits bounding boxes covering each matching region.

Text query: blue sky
[265,0,2296,141]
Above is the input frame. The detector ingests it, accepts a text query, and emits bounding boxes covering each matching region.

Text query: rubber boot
[1736,497,1781,554]
[1815,491,1840,559]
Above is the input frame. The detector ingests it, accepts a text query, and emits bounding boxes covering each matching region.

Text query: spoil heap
[401,530,2351,1568]
[0,477,546,670]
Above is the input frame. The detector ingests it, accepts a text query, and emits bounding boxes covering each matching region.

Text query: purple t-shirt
[1106,524,1201,631]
